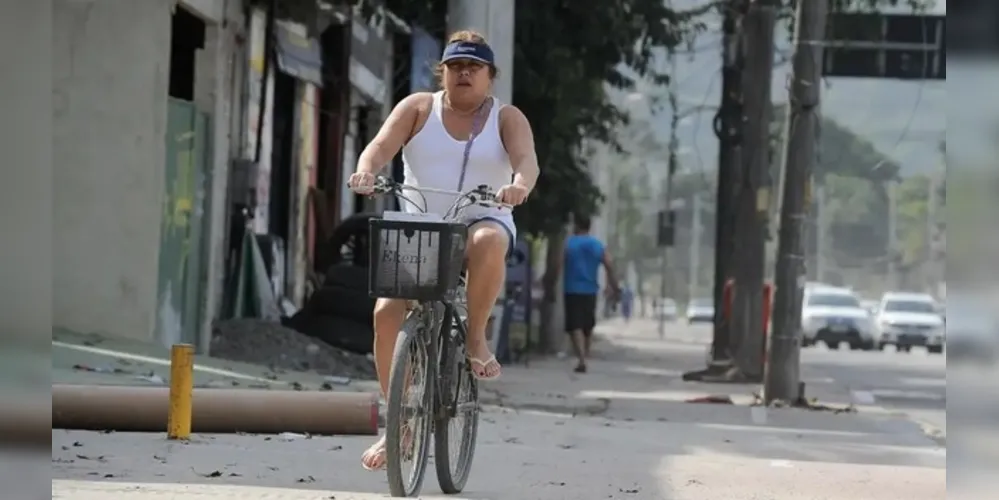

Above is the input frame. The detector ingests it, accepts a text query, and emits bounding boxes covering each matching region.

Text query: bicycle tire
[433,314,480,494]
[386,314,436,497]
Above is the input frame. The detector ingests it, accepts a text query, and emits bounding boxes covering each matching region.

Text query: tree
[510,0,713,237]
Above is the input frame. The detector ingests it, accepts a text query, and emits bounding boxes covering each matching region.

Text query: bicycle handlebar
[370,176,512,211]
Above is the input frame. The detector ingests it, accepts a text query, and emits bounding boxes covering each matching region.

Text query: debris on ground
[750,391,857,414]
[685,395,735,404]
[210,319,376,380]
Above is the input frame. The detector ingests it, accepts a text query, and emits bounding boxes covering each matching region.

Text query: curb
[850,390,946,447]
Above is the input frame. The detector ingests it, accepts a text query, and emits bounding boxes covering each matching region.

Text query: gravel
[210,318,376,380]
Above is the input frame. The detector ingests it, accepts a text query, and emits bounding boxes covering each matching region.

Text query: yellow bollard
[167,343,194,440]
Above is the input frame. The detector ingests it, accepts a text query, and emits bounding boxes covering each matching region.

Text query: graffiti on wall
[157,101,210,348]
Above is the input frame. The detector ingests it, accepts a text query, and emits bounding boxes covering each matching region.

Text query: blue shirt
[563,234,604,295]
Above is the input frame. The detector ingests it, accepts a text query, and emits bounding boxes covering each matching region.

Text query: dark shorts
[564,293,598,335]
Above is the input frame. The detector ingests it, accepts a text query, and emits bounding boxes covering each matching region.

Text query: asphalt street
[51,318,946,499]
[631,318,947,438]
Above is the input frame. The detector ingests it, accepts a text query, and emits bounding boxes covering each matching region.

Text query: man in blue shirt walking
[561,215,619,373]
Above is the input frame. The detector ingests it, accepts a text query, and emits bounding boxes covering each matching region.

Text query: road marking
[853,388,944,404]
[870,389,945,401]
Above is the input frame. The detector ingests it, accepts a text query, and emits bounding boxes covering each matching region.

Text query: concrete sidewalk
[52,328,380,393]
[52,318,945,499]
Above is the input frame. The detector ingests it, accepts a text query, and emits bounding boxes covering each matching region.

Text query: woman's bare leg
[464,221,509,378]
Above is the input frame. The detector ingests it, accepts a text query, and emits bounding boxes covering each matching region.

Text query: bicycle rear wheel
[433,314,480,494]
[386,314,436,497]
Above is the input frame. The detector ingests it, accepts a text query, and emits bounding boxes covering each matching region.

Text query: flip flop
[360,439,387,471]
[468,355,502,381]
[361,425,415,471]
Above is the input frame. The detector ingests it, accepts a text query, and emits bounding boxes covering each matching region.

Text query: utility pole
[688,193,702,301]
[447,0,514,102]
[886,180,898,289]
[814,183,826,282]
[683,0,745,381]
[924,173,938,291]
[728,0,777,382]
[658,151,677,337]
[764,0,828,404]
[657,48,682,337]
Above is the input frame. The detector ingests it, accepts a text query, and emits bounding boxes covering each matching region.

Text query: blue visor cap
[441,41,495,66]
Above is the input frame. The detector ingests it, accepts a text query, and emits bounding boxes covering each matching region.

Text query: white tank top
[399,91,513,222]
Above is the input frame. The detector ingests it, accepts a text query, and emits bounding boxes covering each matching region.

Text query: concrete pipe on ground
[51,384,379,435]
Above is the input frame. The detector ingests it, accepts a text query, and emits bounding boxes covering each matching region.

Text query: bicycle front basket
[369,219,467,301]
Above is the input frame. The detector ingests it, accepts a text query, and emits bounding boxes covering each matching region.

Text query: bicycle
[365,175,509,497]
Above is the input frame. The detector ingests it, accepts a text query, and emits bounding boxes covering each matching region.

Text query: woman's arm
[355,93,426,175]
[499,106,540,192]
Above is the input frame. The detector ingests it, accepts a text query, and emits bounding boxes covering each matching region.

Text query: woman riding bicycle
[347,29,539,472]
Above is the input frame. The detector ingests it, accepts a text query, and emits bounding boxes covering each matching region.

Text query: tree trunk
[537,228,566,354]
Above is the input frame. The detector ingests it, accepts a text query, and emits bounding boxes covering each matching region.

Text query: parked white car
[686,298,714,324]
[801,287,877,350]
[875,292,945,353]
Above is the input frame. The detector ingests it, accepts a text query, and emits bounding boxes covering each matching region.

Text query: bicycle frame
[366,176,489,496]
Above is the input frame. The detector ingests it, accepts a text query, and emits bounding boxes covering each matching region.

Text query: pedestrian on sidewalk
[620,283,633,322]
[561,215,619,373]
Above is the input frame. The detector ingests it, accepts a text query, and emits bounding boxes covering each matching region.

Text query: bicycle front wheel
[433,316,480,494]
[385,314,436,497]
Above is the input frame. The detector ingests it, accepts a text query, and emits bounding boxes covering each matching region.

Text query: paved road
[623,319,947,437]
[51,318,945,499]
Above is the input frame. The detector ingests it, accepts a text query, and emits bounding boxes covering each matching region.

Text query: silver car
[875,292,945,353]
[686,298,714,324]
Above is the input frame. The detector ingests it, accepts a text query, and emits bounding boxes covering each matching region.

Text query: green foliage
[511,0,712,236]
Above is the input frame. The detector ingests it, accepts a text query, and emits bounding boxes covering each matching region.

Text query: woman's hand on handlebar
[347,171,376,195]
[495,183,530,206]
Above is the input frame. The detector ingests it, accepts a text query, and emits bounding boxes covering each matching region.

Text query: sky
[624,0,949,178]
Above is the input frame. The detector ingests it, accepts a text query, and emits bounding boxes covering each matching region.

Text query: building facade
[53,0,244,350]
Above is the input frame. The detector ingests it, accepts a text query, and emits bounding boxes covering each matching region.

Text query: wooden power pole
[708,0,744,370]
[765,0,829,404]
[683,0,745,382]
[728,0,777,382]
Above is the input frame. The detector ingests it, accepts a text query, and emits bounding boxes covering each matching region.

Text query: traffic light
[657,209,676,247]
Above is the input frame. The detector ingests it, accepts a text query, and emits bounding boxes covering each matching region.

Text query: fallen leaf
[296,475,315,483]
